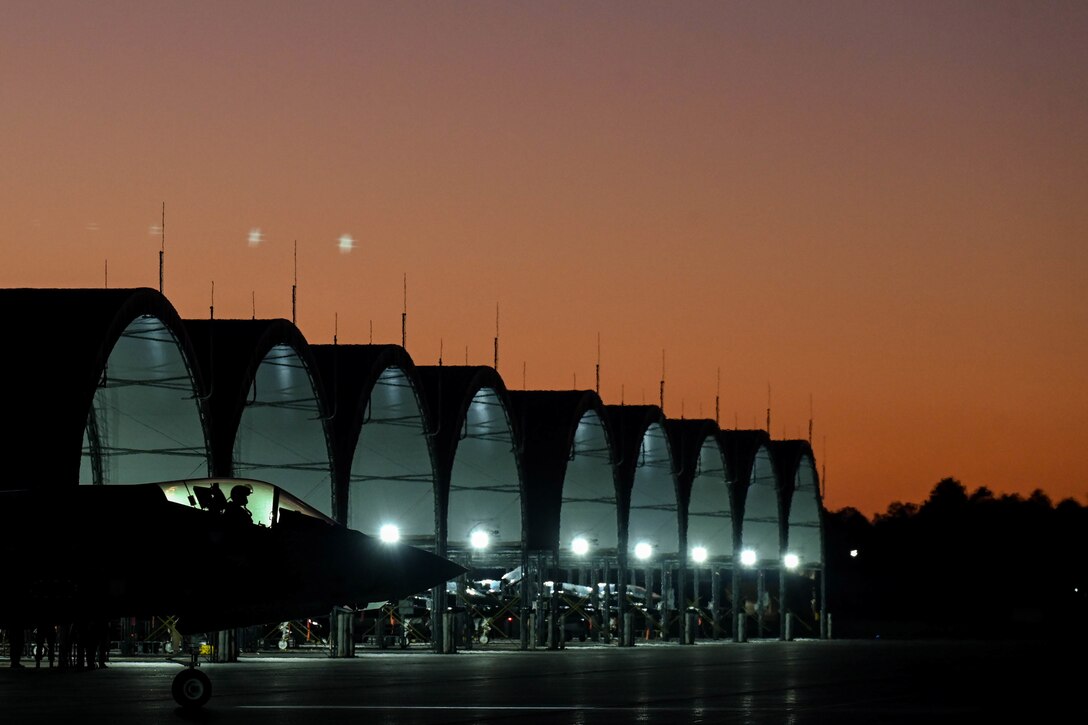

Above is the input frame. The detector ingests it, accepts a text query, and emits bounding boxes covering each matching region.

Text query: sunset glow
[2,2,1085,517]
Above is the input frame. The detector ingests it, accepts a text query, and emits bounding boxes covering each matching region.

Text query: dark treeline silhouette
[825,478,1087,639]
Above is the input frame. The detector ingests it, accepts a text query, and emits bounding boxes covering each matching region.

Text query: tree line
[824,478,1087,639]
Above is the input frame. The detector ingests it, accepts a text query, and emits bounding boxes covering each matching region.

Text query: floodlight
[571,536,590,556]
[740,549,757,567]
[379,524,400,544]
[634,542,653,561]
[849,549,858,558]
[691,546,708,564]
[783,553,800,570]
[470,529,490,550]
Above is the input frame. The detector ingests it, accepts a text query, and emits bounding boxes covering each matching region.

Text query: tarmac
[1,638,1081,724]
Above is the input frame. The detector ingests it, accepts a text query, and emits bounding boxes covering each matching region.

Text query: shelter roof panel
[0,288,199,487]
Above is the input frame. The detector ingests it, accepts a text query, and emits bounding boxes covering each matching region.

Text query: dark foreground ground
[1,639,1081,724]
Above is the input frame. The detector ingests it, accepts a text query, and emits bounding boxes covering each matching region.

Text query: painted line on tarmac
[237,705,793,713]
[240,706,619,711]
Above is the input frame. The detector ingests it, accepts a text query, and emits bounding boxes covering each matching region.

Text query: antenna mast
[209,281,215,320]
[334,313,339,345]
[401,273,407,349]
[808,393,814,444]
[251,291,255,320]
[715,367,721,426]
[291,240,298,324]
[104,259,108,289]
[659,350,665,410]
[493,302,500,370]
[766,383,772,434]
[595,333,601,394]
[158,202,164,294]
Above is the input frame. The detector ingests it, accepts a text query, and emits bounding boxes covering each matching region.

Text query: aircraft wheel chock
[172,668,212,709]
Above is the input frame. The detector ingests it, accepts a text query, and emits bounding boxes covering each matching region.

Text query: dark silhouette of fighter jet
[0,478,464,707]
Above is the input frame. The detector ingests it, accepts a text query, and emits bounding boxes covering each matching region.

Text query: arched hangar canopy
[666,419,731,563]
[508,390,615,558]
[311,344,435,542]
[0,288,206,489]
[606,405,678,562]
[770,440,824,567]
[184,319,334,517]
[416,366,522,559]
[720,430,780,567]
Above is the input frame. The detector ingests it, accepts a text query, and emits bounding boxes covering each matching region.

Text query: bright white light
[248,227,264,246]
[849,549,858,558]
[470,529,490,550]
[379,524,400,544]
[691,546,708,564]
[338,233,355,253]
[740,549,757,567]
[634,542,653,561]
[784,553,800,570]
[571,537,590,556]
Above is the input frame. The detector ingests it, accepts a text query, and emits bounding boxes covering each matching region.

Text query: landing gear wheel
[172,668,212,709]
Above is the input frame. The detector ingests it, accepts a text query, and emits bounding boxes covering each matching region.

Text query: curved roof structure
[311,344,436,542]
[606,405,678,562]
[0,289,826,588]
[508,390,615,558]
[667,419,731,563]
[769,439,824,567]
[184,319,334,516]
[720,430,781,566]
[0,288,206,489]
[416,366,523,560]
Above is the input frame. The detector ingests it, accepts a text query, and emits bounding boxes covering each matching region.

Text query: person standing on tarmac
[6,623,26,668]
[34,621,56,668]
[95,620,109,669]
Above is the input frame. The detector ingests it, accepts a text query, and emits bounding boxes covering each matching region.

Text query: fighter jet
[0,478,465,707]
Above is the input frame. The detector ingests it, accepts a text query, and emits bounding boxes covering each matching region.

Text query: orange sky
[2,1,1086,517]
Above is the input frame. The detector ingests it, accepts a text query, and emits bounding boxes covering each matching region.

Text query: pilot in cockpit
[222,484,254,526]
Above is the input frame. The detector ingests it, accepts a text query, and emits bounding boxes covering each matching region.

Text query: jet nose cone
[347,533,466,604]
[390,543,468,595]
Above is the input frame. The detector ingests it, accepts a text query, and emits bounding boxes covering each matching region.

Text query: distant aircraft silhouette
[0,478,464,707]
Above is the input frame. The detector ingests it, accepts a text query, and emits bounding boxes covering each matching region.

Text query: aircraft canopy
[157,478,335,528]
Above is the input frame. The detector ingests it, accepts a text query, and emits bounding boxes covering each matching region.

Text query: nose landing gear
[172,644,212,708]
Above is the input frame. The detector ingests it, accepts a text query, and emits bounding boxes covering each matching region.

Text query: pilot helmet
[230,484,252,501]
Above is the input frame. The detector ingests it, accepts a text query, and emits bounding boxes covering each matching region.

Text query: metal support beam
[732,566,741,643]
[711,567,722,639]
[779,566,787,641]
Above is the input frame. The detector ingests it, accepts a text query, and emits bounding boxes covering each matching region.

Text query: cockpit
[157,478,335,529]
